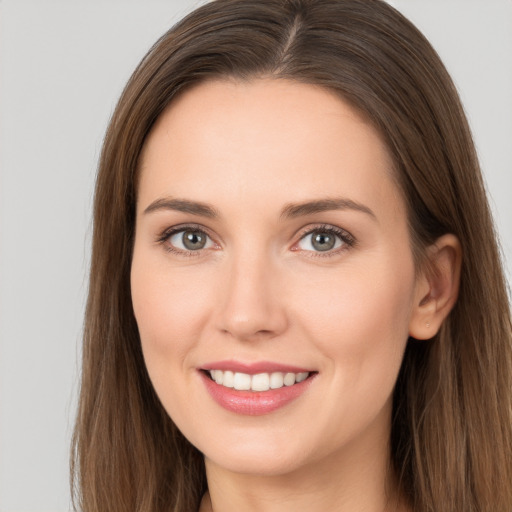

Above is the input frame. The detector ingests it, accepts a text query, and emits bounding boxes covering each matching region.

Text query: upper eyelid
[296,224,352,239]
[159,223,352,240]
[159,223,215,240]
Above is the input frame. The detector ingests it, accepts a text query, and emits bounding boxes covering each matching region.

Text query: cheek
[297,253,415,385]
[130,251,219,382]
[282,254,416,452]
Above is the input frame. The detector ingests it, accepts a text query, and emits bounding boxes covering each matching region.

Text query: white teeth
[269,372,284,389]
[283,372,296,386]
[223,370,234,388]
[213,370,223,385]
[296,372,308,383]
[233,372,251,391]
[208,370,310,391]
[251,373,270,392]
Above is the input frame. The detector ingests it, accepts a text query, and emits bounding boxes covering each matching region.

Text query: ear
[409,234,462,340]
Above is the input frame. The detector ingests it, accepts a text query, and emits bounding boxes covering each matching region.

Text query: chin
[205,449,309,477]
[196,427,319,477]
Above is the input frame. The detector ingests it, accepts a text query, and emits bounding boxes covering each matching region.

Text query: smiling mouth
[200,367,317,415]
[204,369,312,392]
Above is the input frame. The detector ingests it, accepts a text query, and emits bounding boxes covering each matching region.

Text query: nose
[215,251,289,342]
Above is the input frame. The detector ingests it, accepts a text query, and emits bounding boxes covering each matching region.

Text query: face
[131,79,422,477]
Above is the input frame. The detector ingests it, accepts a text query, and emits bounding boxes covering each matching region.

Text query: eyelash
[294,224,356,258]
[156,223,356,258]
[156,223,215,258]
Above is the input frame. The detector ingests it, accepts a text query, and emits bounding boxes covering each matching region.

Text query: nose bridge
[216,244,287,341]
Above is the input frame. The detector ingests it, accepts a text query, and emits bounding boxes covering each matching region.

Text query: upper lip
[200,360,313,375]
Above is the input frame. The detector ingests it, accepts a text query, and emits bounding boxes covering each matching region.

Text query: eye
[160,226,216,254]
[296,225,354,254]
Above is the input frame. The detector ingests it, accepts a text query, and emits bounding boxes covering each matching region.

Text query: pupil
[183,231,206,250]
[312,232,335,251]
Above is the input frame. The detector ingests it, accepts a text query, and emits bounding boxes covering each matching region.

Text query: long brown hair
[71,1,512,510]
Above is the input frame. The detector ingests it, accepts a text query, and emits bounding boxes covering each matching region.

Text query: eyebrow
[143,196,376,221]
[280,197,376,221]
[143,198,220,218]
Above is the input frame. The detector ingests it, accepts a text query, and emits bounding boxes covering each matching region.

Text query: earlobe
[409,234,462,340]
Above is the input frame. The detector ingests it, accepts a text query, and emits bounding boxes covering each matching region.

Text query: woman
[71,0,512,511]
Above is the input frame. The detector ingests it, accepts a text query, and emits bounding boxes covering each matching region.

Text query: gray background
[0,1,510,510]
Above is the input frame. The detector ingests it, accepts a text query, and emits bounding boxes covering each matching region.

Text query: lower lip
[200,371,315,416]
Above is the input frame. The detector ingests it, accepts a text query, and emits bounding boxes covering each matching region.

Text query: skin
[131,79,461,512]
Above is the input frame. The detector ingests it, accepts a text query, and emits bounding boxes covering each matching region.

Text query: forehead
[137,78,403,221]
